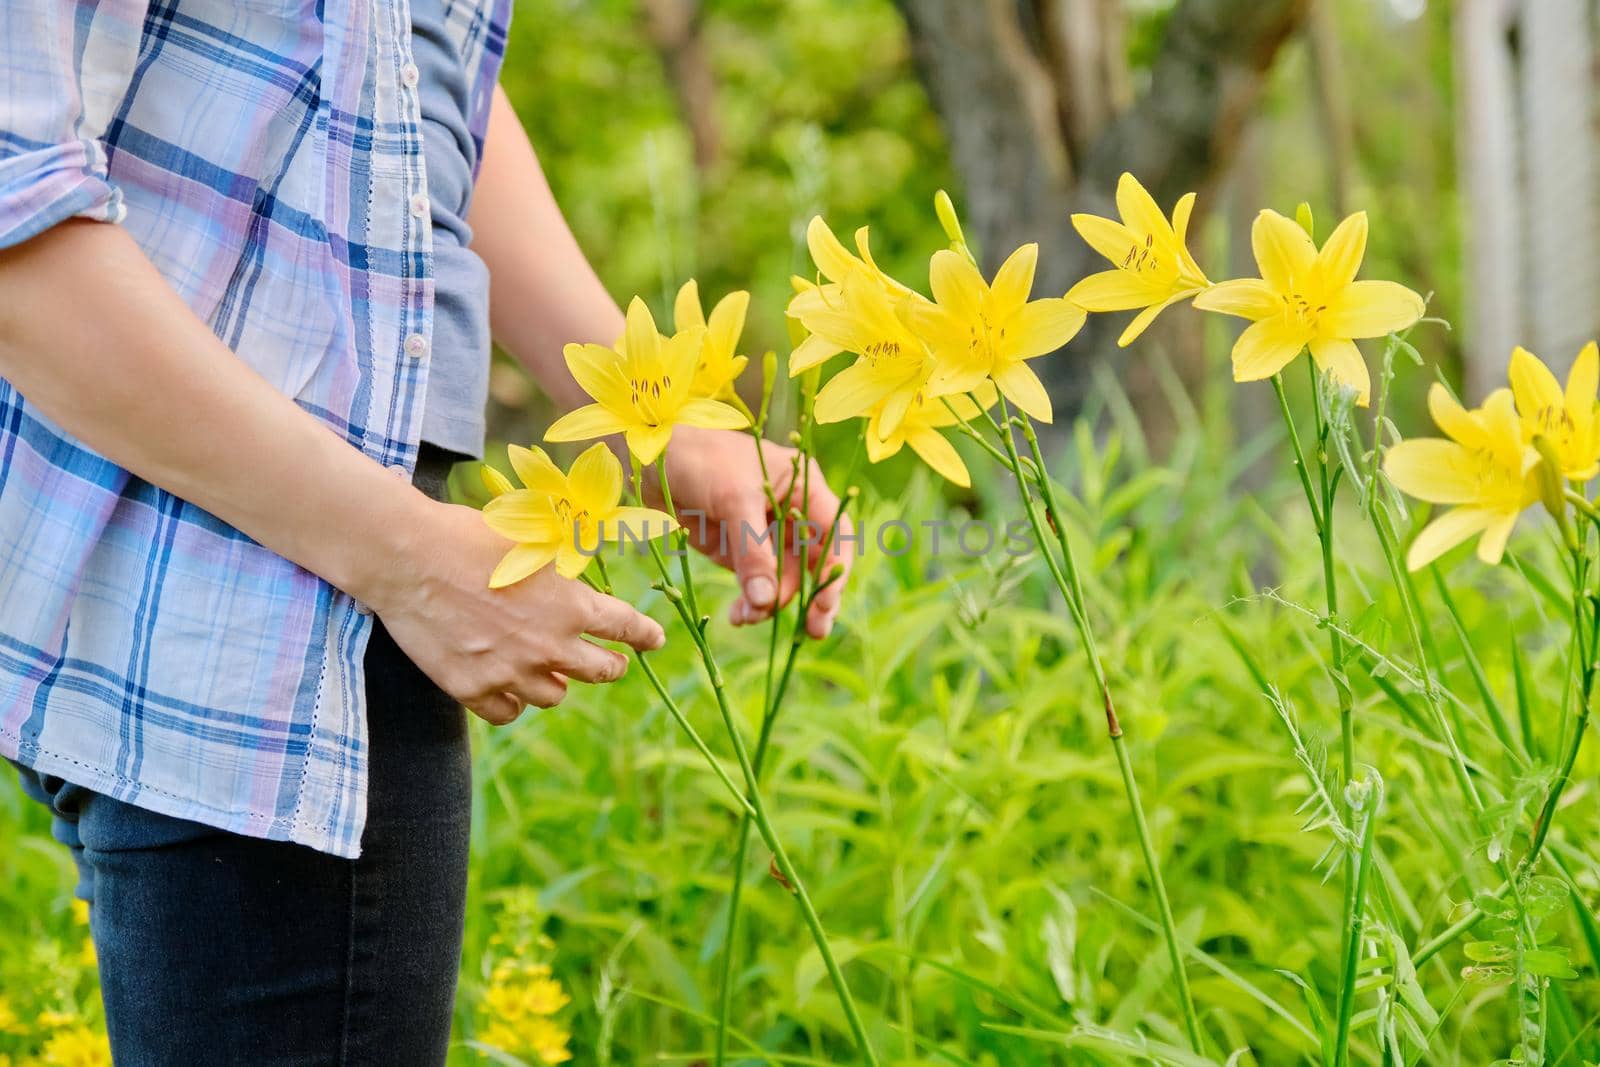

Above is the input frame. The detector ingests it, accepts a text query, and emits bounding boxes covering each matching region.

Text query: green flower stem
[1332,777,1381,1067]
[590,556,754,822]
[714,427,862,1067]
[988,396,1203,1053]
[1272,369,1360,1053]
[633,458,879,1065]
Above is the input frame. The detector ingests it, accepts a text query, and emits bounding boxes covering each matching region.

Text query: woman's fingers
[556,638,629,684]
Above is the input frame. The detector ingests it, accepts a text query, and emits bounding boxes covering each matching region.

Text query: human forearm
[469,85,623,410]
[0,220,427,610]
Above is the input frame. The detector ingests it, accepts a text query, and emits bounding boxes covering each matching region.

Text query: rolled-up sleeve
[0,1,149,249]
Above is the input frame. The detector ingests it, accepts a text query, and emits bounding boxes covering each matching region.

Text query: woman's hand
[658,426,855,638]
[362,498,666,725]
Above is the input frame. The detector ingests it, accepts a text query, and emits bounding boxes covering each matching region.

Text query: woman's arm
[0,220,663,721]
[469,86,852,637]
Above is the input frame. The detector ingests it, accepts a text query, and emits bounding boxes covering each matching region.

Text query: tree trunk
[895,0,1310,412]
[640,0,721,169]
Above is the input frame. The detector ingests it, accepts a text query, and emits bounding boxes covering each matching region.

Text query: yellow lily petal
[554,542,592,580]
[566,442,623,513]
[1116,171,1174,248]
[674,279,706,331]
[807,216,857,283]
[929,249,987,322]
[489,542,559,589]
[1383,439,1482,503]
[707,290,749,361]
[1118,291,1190,347]
[994,361,1053,423]
[1066,269,1165,312]
[1071,213,1137,264]
[1405,507,1496,571]
[1475,512,1520,565]
[564,343,632,410]
[1171,191,1208,283]
[1252,210,1317,294]
[484,491,561,542]
[546,404,629,444]
[659,327,705,405]
[1315,211,1368,292]
[1193,279,1280,320]
[1231,318,1307,382]
[1567,342,1599,420]
[814,361,894,424]
[624,424,674,465]
[1426,383,1484,448]
[1509,345,1564,427]
[481,464,515,498]
[1323,280,1424,339]
[676,397,750,430]
[905,426,971,487]
[789,332,842,376]
[1006,297,1086,361]
[989,243,1039,318]
[623,296,661,368]
[507,444,567,496]
[602,505,678,542]
[1309,337,1371,406]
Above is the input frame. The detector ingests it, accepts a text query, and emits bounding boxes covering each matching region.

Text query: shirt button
[409,193,430,219]
[388,464,410,478]
[353,600,374,617]
[400,63,420,88]
[404,333,428,360]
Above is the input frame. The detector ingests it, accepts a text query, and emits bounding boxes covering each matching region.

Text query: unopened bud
[934,189,965,247]
[1532,435,1575,547]
[1295,201,1315,240]
[652,581,685,603]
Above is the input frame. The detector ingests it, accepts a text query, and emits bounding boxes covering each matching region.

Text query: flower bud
[1532,434,1576,548]
[934,189,965,247]
[1295,201,1315,239]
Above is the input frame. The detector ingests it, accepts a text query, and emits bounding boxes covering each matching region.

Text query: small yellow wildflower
[1508,341,1600,480]
[0,994,20,1033]
[1385,384,1538,569]
[1066,172,1210,346]
[38,1026,111,1067]
[672,280,750,400]
[1195,209,1425,405]
[482,443,677,587]
[546,296,749,464]
[526,1017,573,1064]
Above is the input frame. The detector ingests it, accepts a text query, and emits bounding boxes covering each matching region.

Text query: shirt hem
[0,727,360,860]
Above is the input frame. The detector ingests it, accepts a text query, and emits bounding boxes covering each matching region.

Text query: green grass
[4,377,1599,1064]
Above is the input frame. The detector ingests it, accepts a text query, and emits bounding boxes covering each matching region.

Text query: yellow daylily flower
[1066,172,1210,346]
[903,242,1084,424]
[1385,384,1538,570]
[482,442,677,588]
[546,296,749,464]
[1509,341,1600,480]
[672,279,750,400]
[866,383,998,488]
[1194,209,1425,405]
[787,215,920,376]
[802,273,933,436]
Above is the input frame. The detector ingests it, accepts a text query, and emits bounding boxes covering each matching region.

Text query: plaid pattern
[0,0,510,857]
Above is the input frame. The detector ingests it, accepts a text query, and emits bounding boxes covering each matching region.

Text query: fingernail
[746,576,776,608]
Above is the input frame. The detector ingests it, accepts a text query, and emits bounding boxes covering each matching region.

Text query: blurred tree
[893,0,1310,405]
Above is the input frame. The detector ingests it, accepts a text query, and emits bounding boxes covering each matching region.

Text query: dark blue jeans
[12,620,472,1066]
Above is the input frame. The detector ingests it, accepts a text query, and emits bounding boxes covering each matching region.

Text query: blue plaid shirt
[0,0,509,857]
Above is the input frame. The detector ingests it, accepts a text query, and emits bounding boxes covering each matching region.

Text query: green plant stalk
[1270,371,1361,1043]
[1332,778,1380,1067]
[992,398,1202,1052]
[644,457,880,1065]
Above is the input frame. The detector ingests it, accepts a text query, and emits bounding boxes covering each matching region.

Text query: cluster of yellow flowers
[788,174,1426,488]
[479,282,747,588]
[1386,342,1600,569]
[476,959,574,1065]
[0,902,109,1067]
